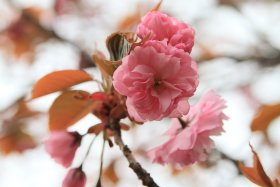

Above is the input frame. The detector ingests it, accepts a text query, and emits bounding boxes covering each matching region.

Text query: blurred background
[0,0,280,186]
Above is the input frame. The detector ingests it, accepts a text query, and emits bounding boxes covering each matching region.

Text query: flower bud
[62,168,86,187]
[44,131,82,167]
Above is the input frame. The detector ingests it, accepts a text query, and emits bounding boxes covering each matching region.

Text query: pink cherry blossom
[113,40,198,122]
[62,168,86,187]
[148,90,228,167]
[137,11,195,53]
[44,131,81,167]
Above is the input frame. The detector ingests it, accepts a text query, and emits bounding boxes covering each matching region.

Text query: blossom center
[154,78,162,89]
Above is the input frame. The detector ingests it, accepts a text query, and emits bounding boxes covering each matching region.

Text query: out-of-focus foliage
[0,7,53,59]
[0,99,40,154]
[251,103,280,143]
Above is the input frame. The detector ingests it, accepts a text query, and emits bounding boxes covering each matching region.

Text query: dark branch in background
[212,0,280,67]
[220,152,242,175]
[197,51,280,67]
[5,0,95,68]
[109,119,160,187]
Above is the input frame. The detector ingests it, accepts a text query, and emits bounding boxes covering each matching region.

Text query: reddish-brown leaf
[151,0,163,11]
[92,54,116,78]
[88,123,105,134]
[32,70,92,99]
[49,90,96,131]
[119,123,130,131]
[13,98,40,120]
[251,103,280,134]
[103,160,119,185]
[239,145,273,187]
[0,98,40,154]
[118,10,141,31]
[0,130,36,154]
[110,104,127,120]
[117,0,162,31]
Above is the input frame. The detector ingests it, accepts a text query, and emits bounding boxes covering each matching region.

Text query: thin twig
[95,135,106,187]
[109,118,159,187]
[80,134,98,167]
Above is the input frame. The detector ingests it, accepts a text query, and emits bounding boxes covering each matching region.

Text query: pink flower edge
[44,131,81,167]
[147,90,228,168]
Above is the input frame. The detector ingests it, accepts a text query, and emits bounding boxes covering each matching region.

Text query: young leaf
[118,0,162,31]
[239,145,273,187]
[49,90,96,131]
[119,123,130,131]
[151,0,163,11]
[88,123,105,134]
[32,70,92,99]
[118,10,141,31]
[106,32,137,61]
[92,54,116,78]
[251,103,280,135]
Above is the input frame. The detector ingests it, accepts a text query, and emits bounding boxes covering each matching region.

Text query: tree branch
[220,152,242,175]
[109,119,159,187]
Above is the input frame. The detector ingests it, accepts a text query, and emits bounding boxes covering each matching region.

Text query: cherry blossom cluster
[113,11,227,167]
[44,11,228,187]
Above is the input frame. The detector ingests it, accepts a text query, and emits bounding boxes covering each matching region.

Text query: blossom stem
[95,135,106,187]
[109,119,160,187]
[80,134,98,168]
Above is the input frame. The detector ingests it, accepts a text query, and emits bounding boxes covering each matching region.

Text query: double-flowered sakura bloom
[113,11,197,122]
[113,40,198,122]
[44,131,82,167]
[137,11,195,53]
[62,168,86,187]
[148,91,228,167]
